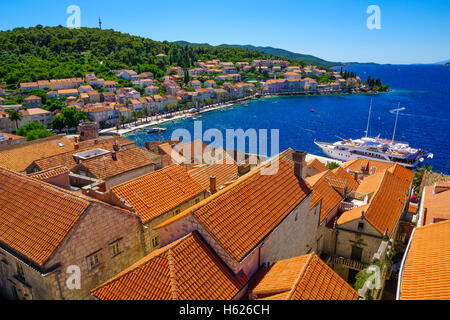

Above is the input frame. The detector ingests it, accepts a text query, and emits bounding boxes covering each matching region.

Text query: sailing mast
[365,98,373,137]
[392,102,400,142]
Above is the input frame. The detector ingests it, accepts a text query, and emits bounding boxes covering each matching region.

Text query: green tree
[52,107,87,131]
[328,161,341,170]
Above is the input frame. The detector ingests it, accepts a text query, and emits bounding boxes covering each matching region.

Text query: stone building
[0,167,145,300]
[325,164,414,286]
[86,164,208,254]
[248,253,359,300]
[78,122,99,142]
[90,232,248,300]
[70,147,156,189]
[154,151,320,280]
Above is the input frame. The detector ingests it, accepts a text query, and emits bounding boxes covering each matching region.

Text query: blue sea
[126,64,450,173]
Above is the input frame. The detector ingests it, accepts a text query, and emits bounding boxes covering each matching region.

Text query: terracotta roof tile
[0,167,90,267]
[338,171,409,236]
[421,185,450,225]
[400,220,450,300]
[111,164,205,223]
[157,159,312,262]
[332,166,359,191]
[189,162,239,191]
[73,147,154,180]
[91,232,247,300]
[27,165,69,181]
[341,158,394,175]
[0,136,76,172]
[307,159,328,173]
[30,137,135,172]
[250,253,359,300]
[305,171,344,222]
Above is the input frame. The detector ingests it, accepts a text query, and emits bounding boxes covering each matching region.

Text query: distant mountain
[434,59,450,65]
[176,41,337,68]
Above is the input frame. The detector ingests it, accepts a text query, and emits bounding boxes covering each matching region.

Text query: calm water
[126,64,450,173]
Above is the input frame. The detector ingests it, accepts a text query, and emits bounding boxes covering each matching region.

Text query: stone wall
[143,192,207,254]
[43,202,145,300]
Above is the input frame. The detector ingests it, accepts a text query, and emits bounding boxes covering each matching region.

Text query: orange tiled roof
[305,171,344,222]
[189,162,239,191]
[90,232,248,300]
[0,136,77,172]
[342,158,394,174]
[250,253,359,300]
[332,166,359,191]
[27,165,69,181]
[73,147,154,180]
[307,158,328,173]
[338,171,409,236]
[0,167,90,267]
[29,137,135,172]
[110,164,205,223]
[156,159,312,262]
[400,220,450,300]
[421,185,450,225]
[387,163,414,189]
[356,171,385,195]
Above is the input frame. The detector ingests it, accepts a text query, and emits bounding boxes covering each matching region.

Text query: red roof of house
[91,232,248,300]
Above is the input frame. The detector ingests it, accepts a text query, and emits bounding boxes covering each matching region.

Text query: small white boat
[147,128,166,133]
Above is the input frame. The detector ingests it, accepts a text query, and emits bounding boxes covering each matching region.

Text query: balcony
[327,255,369,271]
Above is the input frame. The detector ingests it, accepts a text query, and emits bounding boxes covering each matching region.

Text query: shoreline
[100,88,390,137]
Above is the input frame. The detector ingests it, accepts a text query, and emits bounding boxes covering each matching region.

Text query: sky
[0,0,449,64]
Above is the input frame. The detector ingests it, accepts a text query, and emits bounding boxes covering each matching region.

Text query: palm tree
[119,114,126,128]
[142,107,149,122]
[6,109,22,131]
[131,111,138,126]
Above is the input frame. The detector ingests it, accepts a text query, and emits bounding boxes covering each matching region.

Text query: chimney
[292,150,307,179]
[74,143,79,150]
[113,140,120,152]
[111,152,117,161]
[145,141,150,150]
[210,176,217,194]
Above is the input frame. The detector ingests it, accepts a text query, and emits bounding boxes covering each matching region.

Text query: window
[358,222,364,231]
[112,241,121,256]
[16,262,25,280]
[174,209,181,216]
[194,198,200,204]
[87,253,100,269]
[152,237,160,249]
[351,246,363,262]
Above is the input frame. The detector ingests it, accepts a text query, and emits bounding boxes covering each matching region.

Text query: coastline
[102,88,390,137]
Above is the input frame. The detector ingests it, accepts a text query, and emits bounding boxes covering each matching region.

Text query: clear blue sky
[0,0,449,64]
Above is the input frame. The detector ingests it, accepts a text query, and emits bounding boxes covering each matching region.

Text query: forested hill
[176,41,337,68]
[0,26,299,88]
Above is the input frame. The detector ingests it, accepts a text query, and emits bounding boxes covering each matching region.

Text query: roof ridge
[167,249,179,300]
[286,253,314,300]
[364,170,402,235]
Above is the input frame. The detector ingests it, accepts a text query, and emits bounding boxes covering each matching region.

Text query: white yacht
[314,100,433,168]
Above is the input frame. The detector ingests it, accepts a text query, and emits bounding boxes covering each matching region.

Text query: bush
[328,161,340,170]
[24,129,55,141]
[17,121,47,137]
